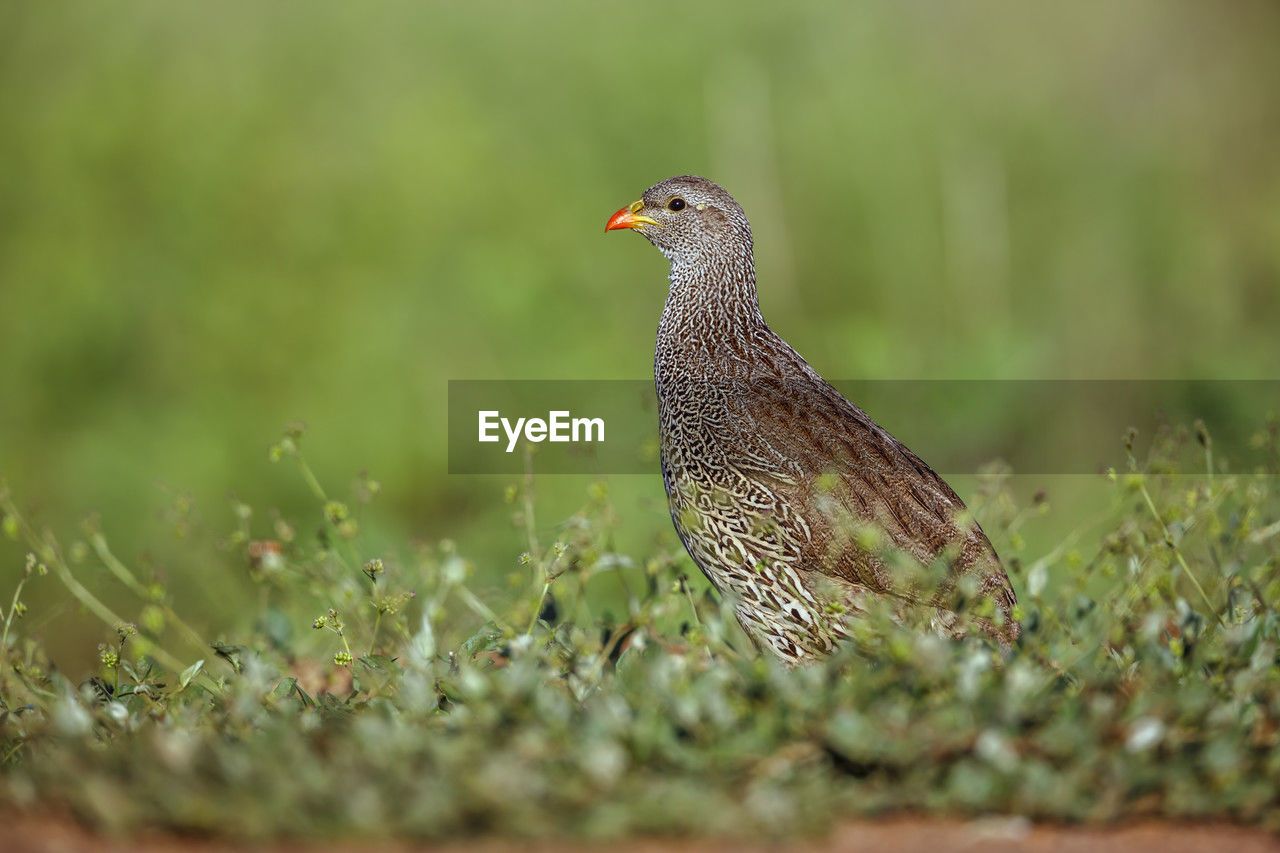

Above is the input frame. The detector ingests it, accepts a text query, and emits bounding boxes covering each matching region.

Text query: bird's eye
[668,198,686,211]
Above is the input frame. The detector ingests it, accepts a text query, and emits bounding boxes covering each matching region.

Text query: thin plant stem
[2,578,27,649]
[679,575,703,628]
[295,451,365,582]
[457,583,509,632]
[368,610,383,657]
[521,448,542,577]
[0,493,216,689]
[294,453,329,504]
[1136,478,1224,627]
[86,528,209,653]
[526,580,551,636]
[582,621,636,689]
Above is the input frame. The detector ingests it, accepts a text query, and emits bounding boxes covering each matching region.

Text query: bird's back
[656,322,1020,662]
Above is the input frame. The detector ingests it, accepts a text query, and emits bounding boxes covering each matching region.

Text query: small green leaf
[179,659,204,689]
[461,625,503,656]
[357,654,400,672]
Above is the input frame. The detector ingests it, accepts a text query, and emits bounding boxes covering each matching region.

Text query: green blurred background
[2,2,1278,669]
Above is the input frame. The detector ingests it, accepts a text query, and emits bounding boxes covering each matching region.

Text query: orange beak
[605,199,660,233]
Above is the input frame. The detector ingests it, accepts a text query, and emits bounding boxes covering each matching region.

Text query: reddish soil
[3,812,1278,853]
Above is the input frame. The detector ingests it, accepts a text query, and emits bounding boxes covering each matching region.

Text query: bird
[605,175,1020,665]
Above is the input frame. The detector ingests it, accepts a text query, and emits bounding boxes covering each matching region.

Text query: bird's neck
[656,251,768,373]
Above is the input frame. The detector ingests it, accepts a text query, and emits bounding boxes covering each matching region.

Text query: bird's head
[605,175,752,267]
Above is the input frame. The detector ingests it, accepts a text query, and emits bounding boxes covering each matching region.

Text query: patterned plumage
[606,176,1020,664]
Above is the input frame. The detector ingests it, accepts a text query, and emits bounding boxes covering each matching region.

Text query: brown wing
[721,368,1020,641]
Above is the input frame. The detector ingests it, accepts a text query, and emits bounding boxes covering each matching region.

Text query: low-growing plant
[1,420,1278,840]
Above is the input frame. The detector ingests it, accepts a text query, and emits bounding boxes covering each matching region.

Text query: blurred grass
[3,425,1278,839]
[1,2,1278,667]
